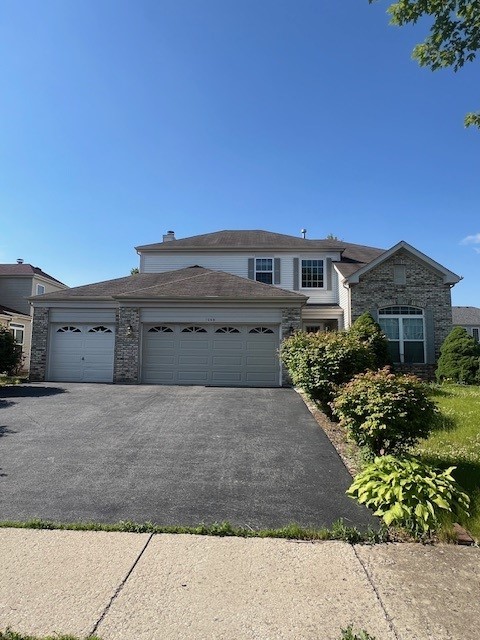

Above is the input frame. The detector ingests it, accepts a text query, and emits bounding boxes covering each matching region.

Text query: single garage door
[142,324,280,386]
[48,324,115,382]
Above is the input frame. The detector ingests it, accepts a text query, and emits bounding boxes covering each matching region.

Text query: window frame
[300,259,325,289]
[9,323,25,345]
[254,257,274,285]
[36,284,46,295]
[378,306,425,364]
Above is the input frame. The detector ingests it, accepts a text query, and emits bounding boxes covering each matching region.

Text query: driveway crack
[89,532,154,636]
[352,544,401,640]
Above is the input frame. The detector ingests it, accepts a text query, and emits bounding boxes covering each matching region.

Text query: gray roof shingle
[0,263,65,286]
[33,267,306,302]
[452,306,480,325]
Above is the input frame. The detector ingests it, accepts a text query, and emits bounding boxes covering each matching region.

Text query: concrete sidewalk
[0,529,479,640]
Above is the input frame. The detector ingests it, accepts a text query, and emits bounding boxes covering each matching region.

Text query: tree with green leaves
[436,326,480,384]
[0,327,23,375]
[350,311,392,369]
[369,1,480,129]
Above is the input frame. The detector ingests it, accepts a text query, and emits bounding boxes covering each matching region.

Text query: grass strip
[0,631,100,640]
[0,518,387,543]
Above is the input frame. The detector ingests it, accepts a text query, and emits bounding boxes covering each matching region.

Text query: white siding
[50,309,116,323]
[141,307,281,323]
[142,251,341,304]
[337,269,350,328]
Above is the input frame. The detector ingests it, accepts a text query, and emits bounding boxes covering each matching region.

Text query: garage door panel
[48,324,114,383]
[142,323,279,387]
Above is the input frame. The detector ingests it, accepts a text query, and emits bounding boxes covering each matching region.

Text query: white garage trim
[140,307,282,323]
[49,309,116,323]
[142,323,280,387]
[47,323,115,383]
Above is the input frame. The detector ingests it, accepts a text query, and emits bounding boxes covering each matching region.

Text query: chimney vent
[17,258,24,264]
[301,229,307,239]
[163,230,176,242]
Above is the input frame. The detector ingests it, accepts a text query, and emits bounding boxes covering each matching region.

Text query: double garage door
[47,322,280,386]
[142,324,280,386]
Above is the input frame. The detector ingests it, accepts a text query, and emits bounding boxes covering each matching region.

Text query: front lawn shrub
[349,312,391,369]
[347,455,470,536]
[0,327,23,376]
[436,326,480,385]
[331,368,436,457]
[280,330,375,407]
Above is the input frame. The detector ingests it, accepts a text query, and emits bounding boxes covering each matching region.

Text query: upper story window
[10,323,24,345]
[255,258,273,284]
[36,284,45,295]
[301,260,324,288]
[378,306,425,363]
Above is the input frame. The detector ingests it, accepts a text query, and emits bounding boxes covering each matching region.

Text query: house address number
[206,317,216,322]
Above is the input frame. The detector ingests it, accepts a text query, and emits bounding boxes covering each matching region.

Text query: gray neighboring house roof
[452,306,480,325]
[32,266,307,303]
[0,264,66,286]
[0,304,31,317]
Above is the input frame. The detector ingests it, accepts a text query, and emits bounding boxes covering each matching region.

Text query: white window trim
[300,258,325,290]
[378,308,425,364]
[10,323,25,346]
[254,257,274,284]
[36,284,46,294]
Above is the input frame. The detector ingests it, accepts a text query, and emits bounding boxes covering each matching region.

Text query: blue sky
[1,0,478,304]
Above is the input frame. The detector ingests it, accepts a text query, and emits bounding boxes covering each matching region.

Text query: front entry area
[142,323,280,386]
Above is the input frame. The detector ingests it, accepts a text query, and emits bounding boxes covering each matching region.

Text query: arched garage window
[378,306,425,364]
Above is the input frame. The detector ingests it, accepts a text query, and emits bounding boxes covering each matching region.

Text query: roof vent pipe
[301,229,307,239]
[163,230,176,242]
[17,258,24,264]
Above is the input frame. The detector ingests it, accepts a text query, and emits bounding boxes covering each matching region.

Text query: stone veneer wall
[114,307,140,384]
[349,249,453,362]
[29,307,49,382]
[280,306,302,386]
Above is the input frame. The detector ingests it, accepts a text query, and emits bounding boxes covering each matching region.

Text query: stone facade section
[29,307,49,382]
[114,307,140,384]
[349,249,453,364]
[280,306,302,386]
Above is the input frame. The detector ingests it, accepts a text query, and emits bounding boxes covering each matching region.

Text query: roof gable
[0,263,66,286]
[344,241,461,285]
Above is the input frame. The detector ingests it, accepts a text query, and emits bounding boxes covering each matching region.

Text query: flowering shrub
[280,330,375,408]
[331,368,436,457]
[347,455,470,535]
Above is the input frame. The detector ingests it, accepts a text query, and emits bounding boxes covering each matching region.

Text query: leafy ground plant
[339,626,376,640]
[347,455,470,537]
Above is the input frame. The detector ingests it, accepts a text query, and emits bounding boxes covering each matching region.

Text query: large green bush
[331,368,436,457]
[347,455,470,536]
[436,326,480,385]
[280,330,375,407]
[349,312,391,369]
[0,327,23,376]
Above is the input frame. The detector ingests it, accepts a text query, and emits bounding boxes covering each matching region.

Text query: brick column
[280,306,302,386]
[29,307,49,382]
[114,307,140,384]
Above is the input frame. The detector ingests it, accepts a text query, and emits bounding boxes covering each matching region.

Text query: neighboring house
[29,230,460,386]
[452,306,480,342]
[0,261,67,372]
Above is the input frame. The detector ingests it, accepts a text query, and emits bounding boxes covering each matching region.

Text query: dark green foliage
[331,368,437,457]
[0,327,23,376]
[339,626,377,640]
[350,312,391,369]
[347,455,470,536]
[280,330,375,407]
[436,327,480,384]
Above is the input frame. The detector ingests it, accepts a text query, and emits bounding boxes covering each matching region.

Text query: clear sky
[1,0,478,304]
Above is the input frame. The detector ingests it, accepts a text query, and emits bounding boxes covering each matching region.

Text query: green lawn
[414,384,480,541]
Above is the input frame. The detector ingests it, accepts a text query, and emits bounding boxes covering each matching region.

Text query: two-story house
[452,306,480,342]
[0,261,67,372]
[29,230,460,385]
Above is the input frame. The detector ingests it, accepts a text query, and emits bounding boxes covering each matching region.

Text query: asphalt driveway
[0,384,375,529]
